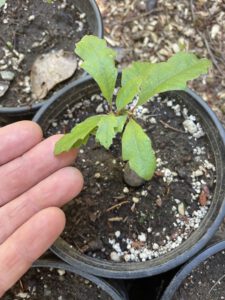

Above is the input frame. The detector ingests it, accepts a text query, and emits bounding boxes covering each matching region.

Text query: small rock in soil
[123,187,129,193]
[17,292,29,298]
[178,202,185,215]
[110,251,121,262]
[132,197,140,203]
[57,269,66,276]
[115,231,121,238]
[0,70,15,81]
[138,233,147,242]
[87,239,104,251]
[183,119,198,135]
[124,163,145,187]
[156,196,162,207]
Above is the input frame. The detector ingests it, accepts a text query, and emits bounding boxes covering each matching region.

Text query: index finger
[0,121,43,166]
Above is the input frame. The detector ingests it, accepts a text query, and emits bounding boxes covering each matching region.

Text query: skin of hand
[0,121,83,297]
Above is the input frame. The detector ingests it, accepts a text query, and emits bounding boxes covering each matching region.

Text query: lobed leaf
[116,62,153,110]
[54,115,103,154]
[96,114,127,149]
[121,62,151,85]
[122,119,156,180]
[137,52,212,105]
[96,114,118,149]
[75,35,117,104]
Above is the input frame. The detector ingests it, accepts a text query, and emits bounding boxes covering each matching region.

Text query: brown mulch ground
[96,0,225,127]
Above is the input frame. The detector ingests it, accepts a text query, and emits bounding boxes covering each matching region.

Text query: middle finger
[0,167,83,245]
[0,135,77,206]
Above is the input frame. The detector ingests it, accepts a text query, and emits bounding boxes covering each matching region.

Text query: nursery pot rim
[0,0,103,117]
[26,258,126,300]
[33,259,126,300]
[161,239,225,299]
[33,75,225,279]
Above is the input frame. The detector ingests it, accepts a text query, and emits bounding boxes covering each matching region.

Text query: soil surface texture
[0,0,90,107]
[2,267,112,300]
[173,250,225,300]
[46,91,216,263]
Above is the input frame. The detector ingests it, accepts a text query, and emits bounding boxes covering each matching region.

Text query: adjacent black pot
[161,236,225,300]
[0,0,103,119]
[4,258,127,300]
[33,76,225,279]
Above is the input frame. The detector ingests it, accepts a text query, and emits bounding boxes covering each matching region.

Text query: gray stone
[0,70,15,81]
[124,163,145,187]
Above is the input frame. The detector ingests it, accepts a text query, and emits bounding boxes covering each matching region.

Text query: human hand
[0,121,83,297]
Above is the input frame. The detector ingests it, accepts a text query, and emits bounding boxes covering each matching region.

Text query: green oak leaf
[75,35,117,104]
[121,62,151,85]
[137,52,212,105]
[116,115,127,132]
[96,114,117,149]
[116,66,143,110]
[116,62,154,110]
[54,115,103,154]
[96,114,127,149]
[122,119,156,180]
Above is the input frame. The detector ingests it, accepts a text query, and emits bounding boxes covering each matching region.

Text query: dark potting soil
[2,267,112,300]
[173,250,225,300]
[46,92,216,263]
[0,0,90,107]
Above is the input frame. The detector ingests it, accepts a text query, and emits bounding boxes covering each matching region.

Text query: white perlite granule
[182,106,205,138]
[108,202,209,262]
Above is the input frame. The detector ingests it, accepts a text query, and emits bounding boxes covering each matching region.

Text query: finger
[0,135,77,206]
[0,207,65,297]
[0,121,43,166]
[0,167,83,244]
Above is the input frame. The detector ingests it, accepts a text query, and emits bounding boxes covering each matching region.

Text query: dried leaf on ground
[199,189,208,206]
[31,50,77,99]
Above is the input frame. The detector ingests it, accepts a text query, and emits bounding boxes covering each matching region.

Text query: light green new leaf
[96,114,117,149]
[54,115,103,154]
[122,119,156,180]
[116,115,127,132]
[0,0,6,7]
[116,63,152,110]
[137,52,212,105]
[75,35,117,104]
[96,114,127,149]
[116,79,140,111]
[122,62,151,85]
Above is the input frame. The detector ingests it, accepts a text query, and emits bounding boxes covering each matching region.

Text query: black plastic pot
[4,258,127,299]
[33,76,225,279]
[161,236,225,300]
[0,0,103,119]
[0,115,11,127]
